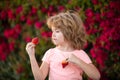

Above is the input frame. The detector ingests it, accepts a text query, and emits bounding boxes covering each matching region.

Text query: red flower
[85,16,95,26]
[87,27,98,35]
[4,24,21,39]
[26,17,33,26]
[110,27,120,40]
[100,20,110,31]
[0,10,7,20]
[31,6,37,14]
[85,8,94,18]
[9,41,15,52]
[24,36,32,42]
[99,31,109,43]
[91,0,99,5]
[34,21,43,29]
[105,10,114,18]
[7,9,15,20]
[16,5,23,14]
[90,48,97,58]
[109,1,120,10]
[90,47,108,68]
[41,31,52,38]
[0,42,10,61]
[20,15,26,21]
[0,53,6,61]
[95,13,101,22]
[48,5,54,12]
[4,29,15,39]
[58,6,65,11]
[41,7,48,13]
[14,24,21,34]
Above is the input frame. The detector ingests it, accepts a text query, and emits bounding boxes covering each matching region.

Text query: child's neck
[57,45,74,52]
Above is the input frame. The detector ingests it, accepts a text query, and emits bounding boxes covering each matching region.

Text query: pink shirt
[42,47,92,80]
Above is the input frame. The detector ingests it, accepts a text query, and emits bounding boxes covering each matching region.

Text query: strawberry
[61,60,69,68]
[31,37,39,45]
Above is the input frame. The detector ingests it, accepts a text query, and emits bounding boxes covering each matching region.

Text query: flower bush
[0,0,120,80]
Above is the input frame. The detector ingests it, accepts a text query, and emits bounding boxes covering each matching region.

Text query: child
[26,10,100,80]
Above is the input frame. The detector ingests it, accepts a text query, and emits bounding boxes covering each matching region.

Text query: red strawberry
[61,60,68,68]
[31,37,39,45]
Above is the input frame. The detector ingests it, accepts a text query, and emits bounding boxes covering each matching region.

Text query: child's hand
[68,54,79,64]
[26,37,39,57]
[61,54,78,68]
[26,42,36,57]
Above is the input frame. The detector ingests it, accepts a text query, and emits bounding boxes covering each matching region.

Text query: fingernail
[66,58,69,60]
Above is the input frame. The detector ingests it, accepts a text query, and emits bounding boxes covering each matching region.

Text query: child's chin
[52,42,58,46]
[54,43,58,46]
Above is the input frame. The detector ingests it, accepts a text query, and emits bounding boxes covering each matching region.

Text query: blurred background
[0,0,120,80]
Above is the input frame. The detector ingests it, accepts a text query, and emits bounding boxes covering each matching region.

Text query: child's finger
[26,42,35,50]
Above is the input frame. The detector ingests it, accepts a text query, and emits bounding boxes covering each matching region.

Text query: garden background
[0,0,120,80]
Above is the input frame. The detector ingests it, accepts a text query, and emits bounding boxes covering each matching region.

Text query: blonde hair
[47,10,86,50]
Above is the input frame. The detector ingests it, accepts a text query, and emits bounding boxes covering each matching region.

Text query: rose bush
[0,0,120,80]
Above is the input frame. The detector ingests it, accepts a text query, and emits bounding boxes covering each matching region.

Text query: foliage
[0,0,120,80]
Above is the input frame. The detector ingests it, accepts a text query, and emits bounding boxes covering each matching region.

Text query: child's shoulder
[46,47,56,52]
[45,47,56,55]
[44,48,56,58]
[73,49,89,57]
[74,49,86,54]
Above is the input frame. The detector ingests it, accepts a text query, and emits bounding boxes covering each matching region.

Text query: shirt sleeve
[42,48,53,64]
[75,50,92,64]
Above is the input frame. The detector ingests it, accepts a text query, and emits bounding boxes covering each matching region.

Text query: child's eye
[55,30,60,33]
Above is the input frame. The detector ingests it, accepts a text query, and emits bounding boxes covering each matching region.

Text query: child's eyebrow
[55,28,60,30]
[51,28,60,32]
[52,28,60,30]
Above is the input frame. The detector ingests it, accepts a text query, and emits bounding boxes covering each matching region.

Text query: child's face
[51,26,65,46]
